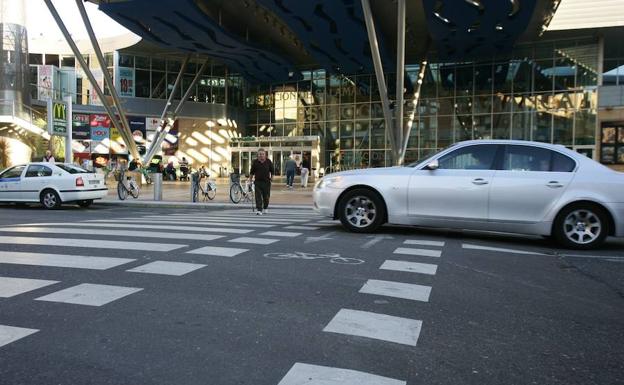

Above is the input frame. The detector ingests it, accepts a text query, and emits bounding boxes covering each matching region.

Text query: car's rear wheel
[338,188,385,233]
[553,203,608,249]
[40,189,61,210]
[77,199,93,208]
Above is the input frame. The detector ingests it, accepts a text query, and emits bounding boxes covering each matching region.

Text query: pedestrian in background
[301,154,311,188]
[250,148,274,215]
[43,150,55,163]
[284,155,297,189]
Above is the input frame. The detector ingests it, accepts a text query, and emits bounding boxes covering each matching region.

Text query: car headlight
[316,176,342,189]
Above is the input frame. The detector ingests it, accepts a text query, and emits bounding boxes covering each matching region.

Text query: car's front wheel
[553,203,609,249]
[40,189,61,210]
[338,188,385,233]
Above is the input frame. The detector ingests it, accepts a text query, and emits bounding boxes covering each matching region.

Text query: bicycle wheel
[229,184,243,203]
[117,182,127,200]
[129,180,140,198]
[207,183,216,200]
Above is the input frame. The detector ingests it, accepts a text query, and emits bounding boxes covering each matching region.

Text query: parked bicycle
[192,167,217,202]
[229,173,254,204]
[116,168,140,200]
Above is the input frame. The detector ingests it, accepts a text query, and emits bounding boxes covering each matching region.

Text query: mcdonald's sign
[47,100,68,135]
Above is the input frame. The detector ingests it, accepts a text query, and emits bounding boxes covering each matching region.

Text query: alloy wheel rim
[563,209,602,244]
[345,196,376,228]
[43,193,56,208]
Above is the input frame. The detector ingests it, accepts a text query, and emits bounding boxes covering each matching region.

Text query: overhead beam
[43,0,132,158]
[361,0,399,166]
[74,0,139,160]
[142,55,191,164]
[395,0,406,165]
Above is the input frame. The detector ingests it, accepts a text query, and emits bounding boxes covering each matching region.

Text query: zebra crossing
[0,209,324,349]
[279,237,445,384]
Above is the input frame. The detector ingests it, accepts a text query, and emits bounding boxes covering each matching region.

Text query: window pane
[502,145,551,171]
[0,165,26,178]
[26,165,52,177]
[552,152,576,172]
[438,145,498,170]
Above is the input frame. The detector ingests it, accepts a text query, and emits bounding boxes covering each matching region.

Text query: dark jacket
[250,159,274,182]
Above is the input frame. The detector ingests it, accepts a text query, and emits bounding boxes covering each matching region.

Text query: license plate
[88,180,100,185]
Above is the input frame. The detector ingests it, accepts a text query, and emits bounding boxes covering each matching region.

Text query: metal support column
[75,0,139,159]
[395,0,406,164]
[142,55,191,164]
[401,59,428,161]
[173,60,210,116]
[361,0,398,165]
[43,0,129,158]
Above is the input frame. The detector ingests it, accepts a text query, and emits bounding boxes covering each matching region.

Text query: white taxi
[0,163,107,209]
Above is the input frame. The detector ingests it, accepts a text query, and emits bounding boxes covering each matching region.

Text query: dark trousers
[255,180,271,211]
[286,170,295,186]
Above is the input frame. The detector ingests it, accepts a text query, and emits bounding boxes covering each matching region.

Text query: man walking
[300,154,311,188]
[284,155,297,189]
[250,148,274,215]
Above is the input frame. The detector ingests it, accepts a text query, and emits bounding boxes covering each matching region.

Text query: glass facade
[246,37,599,170]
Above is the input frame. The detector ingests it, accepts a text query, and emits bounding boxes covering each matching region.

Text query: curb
[97,200,314,210]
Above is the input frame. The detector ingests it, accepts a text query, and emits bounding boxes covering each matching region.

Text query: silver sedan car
[314,140,624,249]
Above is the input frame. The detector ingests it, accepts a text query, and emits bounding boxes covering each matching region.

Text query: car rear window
[56,164,90,174]
[552,152,576,172]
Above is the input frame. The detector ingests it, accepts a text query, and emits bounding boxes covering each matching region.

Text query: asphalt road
[0,203,622,385]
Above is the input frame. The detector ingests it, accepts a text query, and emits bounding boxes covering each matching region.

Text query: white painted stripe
[186,246,248,257]
[315,220,338,224]
[284,225,320,230]
[227,237,279,245]
[0,236,186,252]
[0,227,224,241]
[126,261,206,276]
[135,216,297,225]
[0,251,135,270]
[380,260,438,275]
[259,231,301,237]
[359,279,431,302]
[36,283,143,306]
[20,223,253,235]
[153,214,309,223]
[0,277,59,298]
[88,219,274,228]
[393,247,441,258]
[0,325,38,348]
[404,240,445,247]
[462,243,547,255]
[323,309,422,346]
[278,363,405,385]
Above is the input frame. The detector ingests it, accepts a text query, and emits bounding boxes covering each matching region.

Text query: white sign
[37,65,54,101]
[89,69,104,106]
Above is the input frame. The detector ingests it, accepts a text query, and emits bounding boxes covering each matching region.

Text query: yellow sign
[52,101,67,135]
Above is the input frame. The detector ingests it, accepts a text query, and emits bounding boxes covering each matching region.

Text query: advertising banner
[72,113,90,140]
[110,126,128,155]
[48,100,67,135]
[117,67,135,97]
[90,69,105,106]
[37,65,54,101]
[90,114,110,154]
[129,116,146,154]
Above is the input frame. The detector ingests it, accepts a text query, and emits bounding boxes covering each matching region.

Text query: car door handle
[547,181,564,188]
[472,178,489,185]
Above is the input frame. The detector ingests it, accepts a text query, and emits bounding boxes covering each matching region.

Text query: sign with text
[47,100,68,135]
[72,113,90,140]
[117,67,135,97]
[90,114,110,154]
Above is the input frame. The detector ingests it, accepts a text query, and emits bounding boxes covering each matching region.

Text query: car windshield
[56,164,90,174]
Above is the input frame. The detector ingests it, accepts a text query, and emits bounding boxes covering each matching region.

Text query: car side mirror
[426,160,439,171]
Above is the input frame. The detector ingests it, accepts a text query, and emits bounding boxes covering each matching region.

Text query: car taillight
[76,177,84,187]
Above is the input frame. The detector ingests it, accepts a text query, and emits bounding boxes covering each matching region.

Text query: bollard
[152,173,163,201]
[190,172,198,202]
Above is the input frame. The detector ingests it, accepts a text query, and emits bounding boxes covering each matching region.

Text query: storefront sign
[89,69,105,106]
[90,114,110,154]
[110,126,128,154]
[48,100,67,135]
[129,116,146,154]
[72,113,90,140]
[117,67,135,97]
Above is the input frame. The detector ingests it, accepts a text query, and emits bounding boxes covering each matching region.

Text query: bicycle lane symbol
[263,252,364,265]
